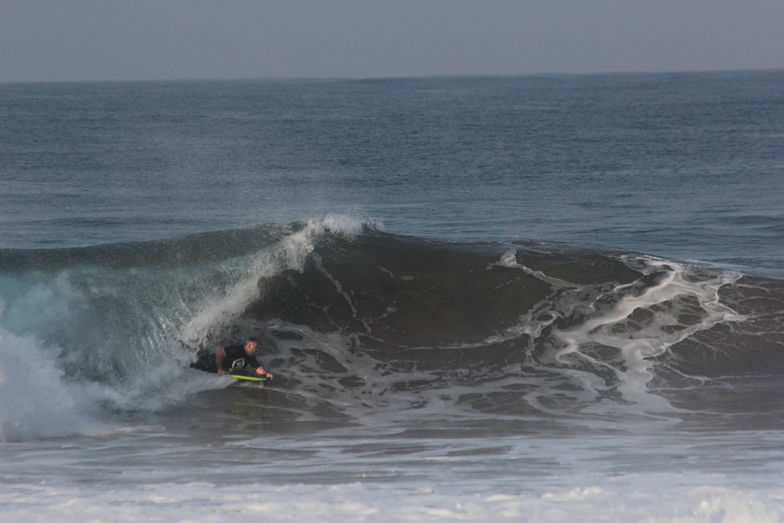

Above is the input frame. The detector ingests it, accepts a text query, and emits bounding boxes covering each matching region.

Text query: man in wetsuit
[191,338,274,379]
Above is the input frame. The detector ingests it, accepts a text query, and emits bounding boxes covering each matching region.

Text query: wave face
[1,220,783,439]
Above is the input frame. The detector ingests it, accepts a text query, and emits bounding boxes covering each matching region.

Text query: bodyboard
[190,359,269,382]
[191,364,268,382]
[226,373,268,382]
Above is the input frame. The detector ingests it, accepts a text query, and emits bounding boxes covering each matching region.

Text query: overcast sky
[1,0,783,83]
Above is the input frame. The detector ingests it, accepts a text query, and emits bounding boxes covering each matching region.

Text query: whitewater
[1,71,783,521]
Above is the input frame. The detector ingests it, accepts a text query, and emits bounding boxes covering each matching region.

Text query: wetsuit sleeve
[246,357,260,371]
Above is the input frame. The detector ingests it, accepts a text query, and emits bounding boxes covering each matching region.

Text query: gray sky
[1,0,783,82]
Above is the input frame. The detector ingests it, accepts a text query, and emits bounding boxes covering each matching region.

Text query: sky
[1,0,783,83]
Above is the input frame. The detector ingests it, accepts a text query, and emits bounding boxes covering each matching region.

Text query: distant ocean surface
[1,71,783,521]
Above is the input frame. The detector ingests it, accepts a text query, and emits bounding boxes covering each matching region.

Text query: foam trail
[497,250,573,288]
[554,257,743,412]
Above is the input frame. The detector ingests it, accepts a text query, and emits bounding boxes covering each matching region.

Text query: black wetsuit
[191,345,260,374]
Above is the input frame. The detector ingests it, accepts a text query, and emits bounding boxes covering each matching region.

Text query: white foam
[550,257,743,414]
[1,479,782,522]
[0,328,101,441]
[496,250,574,288]
[0,326,226,441]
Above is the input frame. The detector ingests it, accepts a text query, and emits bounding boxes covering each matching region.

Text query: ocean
[1,71,783,521]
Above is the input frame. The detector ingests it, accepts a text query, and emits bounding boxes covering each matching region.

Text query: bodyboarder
[191,337,274,379]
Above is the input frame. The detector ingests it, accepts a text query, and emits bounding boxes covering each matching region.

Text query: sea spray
[0,328,97,440]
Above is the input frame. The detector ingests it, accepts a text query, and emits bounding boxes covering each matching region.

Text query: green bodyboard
[226,373,268,382]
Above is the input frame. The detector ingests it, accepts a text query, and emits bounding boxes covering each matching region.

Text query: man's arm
[253,361,274,379]
[215,348,227,376]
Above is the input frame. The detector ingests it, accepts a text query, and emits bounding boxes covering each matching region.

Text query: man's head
[243,337,260,355]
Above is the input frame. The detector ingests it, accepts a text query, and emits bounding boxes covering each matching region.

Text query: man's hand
[255,367,273,379]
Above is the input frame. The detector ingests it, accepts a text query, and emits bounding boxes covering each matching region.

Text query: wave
[1,217,783,439]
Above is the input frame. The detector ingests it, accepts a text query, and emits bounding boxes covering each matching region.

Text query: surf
[1,217,782,440]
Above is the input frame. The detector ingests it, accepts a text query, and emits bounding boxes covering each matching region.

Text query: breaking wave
[1,217,783,439]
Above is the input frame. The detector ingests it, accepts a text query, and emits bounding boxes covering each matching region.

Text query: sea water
[1,71,783,521]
